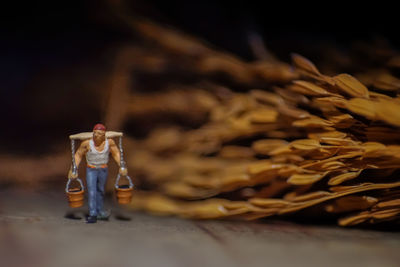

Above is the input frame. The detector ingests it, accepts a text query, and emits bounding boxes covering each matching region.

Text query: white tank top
[86,139,110,167]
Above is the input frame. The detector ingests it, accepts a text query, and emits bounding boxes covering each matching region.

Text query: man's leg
[86,167,98,217]
[96,167,109,218]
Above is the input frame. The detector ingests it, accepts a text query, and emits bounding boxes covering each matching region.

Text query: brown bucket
[116,185,134,204]
[115,174,134,204]
[66,178,85,208]
[67,188,85,208]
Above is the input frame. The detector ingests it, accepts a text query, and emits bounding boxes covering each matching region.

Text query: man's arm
[68,140,88,179]
[109,139,121,166]
[75,140,89,168]
[109,139,128,176]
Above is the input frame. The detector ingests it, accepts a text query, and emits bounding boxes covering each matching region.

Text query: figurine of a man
[68,123,127,223]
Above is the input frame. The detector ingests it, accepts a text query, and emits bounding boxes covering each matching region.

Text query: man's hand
[68,168,78,179]
[119,167,128,176]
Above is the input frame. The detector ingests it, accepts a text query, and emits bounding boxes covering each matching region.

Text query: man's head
[93,123,106,143]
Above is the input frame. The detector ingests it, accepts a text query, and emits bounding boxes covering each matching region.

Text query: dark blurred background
[3,4,400,266]
[1,0,399,154]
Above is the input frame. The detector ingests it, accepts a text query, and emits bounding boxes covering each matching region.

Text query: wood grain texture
[1,187,400,267]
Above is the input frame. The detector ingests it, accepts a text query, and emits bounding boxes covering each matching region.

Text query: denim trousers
[86,167,108,216]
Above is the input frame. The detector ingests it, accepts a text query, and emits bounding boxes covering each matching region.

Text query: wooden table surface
[1,187,400,267]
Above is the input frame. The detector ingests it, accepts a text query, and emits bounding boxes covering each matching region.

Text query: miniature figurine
[68,123,128,223]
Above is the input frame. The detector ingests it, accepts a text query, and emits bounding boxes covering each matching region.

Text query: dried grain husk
[291,81,332,96]
[249,198,290,208]
[320,161,346,171]
[308,131,348,140]
[129,192,183,216]
[290,139,321,150]
[325,196,377,213]
[292,116,334,128]
[246,108,279,123]
[319,137,360,146]
[162,182,219,199]
[333,74,370,98]
[250,90,284,106]
[345,98,376,120]
[327,114,356,128]
[277,105,310,119]
[252,139,289,155]
[105,20,400,227]
[274,87,310,105]
[338,212,370,226]
[370,208,400,220]
[287,172,329,185]
[179,201,234,219]
[374,99,400,126]
[314,96,347,109]
[373,199,400,210]
[251,60,300,82]
[284,191,333,202]
[291,53,321,76]
[280,182,400,214]
[339,206,400,226]
[372,72,400,91]
[328,170,363,186]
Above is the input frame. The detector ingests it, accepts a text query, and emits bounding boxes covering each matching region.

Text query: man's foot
[86,216,97,224]
[97,210,111,221]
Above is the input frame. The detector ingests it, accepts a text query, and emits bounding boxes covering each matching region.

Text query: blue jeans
[86,167,108,216]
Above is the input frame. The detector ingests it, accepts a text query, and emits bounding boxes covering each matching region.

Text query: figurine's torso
[86,139,110,167]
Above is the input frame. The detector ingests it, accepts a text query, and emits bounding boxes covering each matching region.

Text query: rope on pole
[71,139,77,175]
[119,136,126,168]
[115,135,134,189]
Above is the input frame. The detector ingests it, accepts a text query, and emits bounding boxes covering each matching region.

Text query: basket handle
[114,174,134,189]
[65,178,85,193]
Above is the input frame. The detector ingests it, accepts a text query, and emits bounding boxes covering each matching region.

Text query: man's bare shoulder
[108,138,117,146]
[80,140,90,148]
